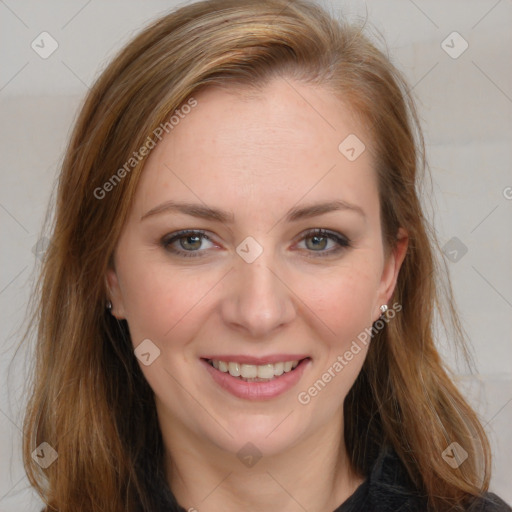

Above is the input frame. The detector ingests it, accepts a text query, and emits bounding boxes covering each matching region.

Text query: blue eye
[296,228,351,257]
[161,230,214,258]
[161,228,351,258]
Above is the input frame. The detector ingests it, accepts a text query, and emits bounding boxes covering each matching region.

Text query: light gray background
[1,0,511,509]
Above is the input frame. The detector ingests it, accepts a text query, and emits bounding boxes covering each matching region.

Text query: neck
[160,410,364,512]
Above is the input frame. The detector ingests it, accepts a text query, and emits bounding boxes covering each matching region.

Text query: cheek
[295,265,377,414]
[117,250,218,346]
[296,262,380,343]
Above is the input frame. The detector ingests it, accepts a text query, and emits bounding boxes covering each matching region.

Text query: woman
[22,0,511,511]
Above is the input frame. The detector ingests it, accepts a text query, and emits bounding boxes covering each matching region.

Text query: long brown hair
[22,0,491,510]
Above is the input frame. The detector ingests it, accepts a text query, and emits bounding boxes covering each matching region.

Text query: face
[107,78,408,460]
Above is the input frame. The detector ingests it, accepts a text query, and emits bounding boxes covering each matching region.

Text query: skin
[107,77,408,512]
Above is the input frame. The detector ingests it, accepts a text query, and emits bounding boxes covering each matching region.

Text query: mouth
[204,357,308,382]
[200,355,311,400]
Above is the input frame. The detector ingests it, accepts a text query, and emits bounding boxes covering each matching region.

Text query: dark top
[162,443,512,512]
[331,443,511,512]
[41,442,512,511]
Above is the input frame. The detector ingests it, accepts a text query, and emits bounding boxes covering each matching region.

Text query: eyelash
[160,229,351,259]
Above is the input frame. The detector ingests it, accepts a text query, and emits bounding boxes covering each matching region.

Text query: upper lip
[201,354,310,365]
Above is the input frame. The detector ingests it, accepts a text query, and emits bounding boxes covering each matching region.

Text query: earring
[106,300,112,310]
[380,304,388,315]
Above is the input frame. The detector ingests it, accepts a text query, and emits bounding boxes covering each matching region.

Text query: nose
[221,246,296,338]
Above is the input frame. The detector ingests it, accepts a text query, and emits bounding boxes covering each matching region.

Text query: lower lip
[201,358,310,401]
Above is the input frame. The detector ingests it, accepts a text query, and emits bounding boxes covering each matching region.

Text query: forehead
[171,80,368,162]
[132,78,378,224]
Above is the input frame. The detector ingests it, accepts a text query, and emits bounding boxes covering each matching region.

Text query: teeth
[228,361,241,376]
[240,364,258,378]
[273,362,284,376]
[257,364,274,379]
[209,359,301,379]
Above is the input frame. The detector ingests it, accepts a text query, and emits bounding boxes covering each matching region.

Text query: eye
[161,230,215,258]
[161,228,351,259]
[295,228,351,257]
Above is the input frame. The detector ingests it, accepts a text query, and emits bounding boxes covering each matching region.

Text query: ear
[105,265,127,320]
[373,227,408,322]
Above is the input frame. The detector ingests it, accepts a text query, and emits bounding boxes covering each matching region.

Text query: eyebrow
[140,199,366,223]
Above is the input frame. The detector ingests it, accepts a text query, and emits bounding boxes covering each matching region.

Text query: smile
[201,356,311,400]
[208,359,300,381]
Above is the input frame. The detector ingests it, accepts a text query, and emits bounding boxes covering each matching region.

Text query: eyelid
[297,228,350,244]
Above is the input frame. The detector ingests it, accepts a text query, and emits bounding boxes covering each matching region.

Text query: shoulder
[336,443,428,511]
[366,443,428,511]
[466,492,512,511]
[347,444,511,512]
